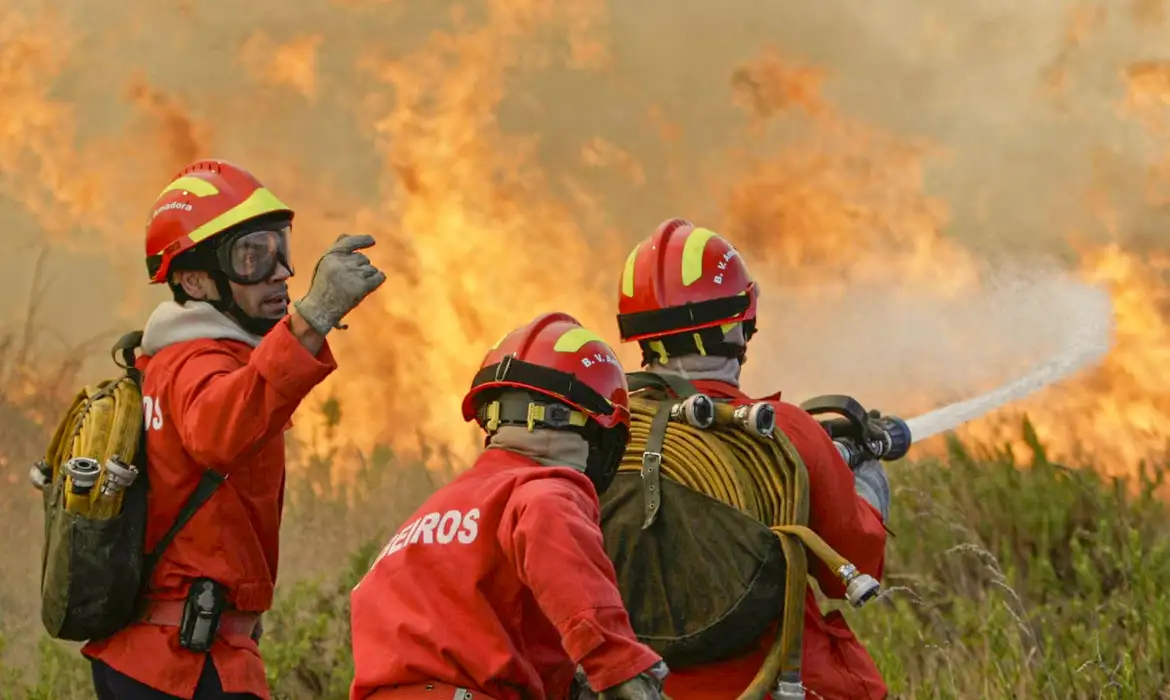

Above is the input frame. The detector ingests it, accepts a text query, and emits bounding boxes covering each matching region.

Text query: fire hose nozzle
[802,395,913,468]
[837,563,881,608]
[713,401,776,438]
[867,414,911,462]
[669,393,715,429]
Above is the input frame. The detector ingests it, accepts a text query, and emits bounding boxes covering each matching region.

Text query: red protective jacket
[82,310,337,699]
[349,447,663,700]
[661,380,889,700]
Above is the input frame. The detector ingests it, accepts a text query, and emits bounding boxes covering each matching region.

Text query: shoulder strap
[640,400,674,531]
[626,370,699,398]
[112,330,145,385]
[141,469,226,585]
[109,331,227,587]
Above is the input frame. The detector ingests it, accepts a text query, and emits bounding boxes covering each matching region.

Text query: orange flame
[1,1,1169,481]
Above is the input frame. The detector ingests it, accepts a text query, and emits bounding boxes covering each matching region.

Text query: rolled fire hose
[618,395,878,700]
[31,376,143,519]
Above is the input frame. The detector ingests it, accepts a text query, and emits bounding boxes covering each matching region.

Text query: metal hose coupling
[713,401,776,438]
[774,682,806,699]
[66,457,102,496]
[99,456,139,497]
[28,460,52,490]
[838,562,881,608]
[774,670,806,699]
[669,393,715,429]
[832,439,862,469]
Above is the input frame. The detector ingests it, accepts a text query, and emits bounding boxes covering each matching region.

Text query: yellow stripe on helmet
[157,175,220,199]
[621,243,641,297]
[187,188,291,244]
[681,227,718,286]
[553,326,609,353]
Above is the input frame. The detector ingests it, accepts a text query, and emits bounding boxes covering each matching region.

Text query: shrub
[2,392,1168,699]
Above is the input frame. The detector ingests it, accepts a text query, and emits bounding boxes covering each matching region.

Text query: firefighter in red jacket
[349,312,668,700]
[82,159,386,700]
[611,219,891,700]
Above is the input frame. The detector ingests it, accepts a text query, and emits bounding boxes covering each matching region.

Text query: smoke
[742,260,1116,418]
[903,275,1114,442]
[0,0,1151,429]
[666,0,1167,257]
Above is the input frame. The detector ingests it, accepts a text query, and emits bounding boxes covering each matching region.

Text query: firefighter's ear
[171,270,219,301]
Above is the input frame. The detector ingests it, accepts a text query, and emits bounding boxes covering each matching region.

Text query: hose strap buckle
[641,450,662,474]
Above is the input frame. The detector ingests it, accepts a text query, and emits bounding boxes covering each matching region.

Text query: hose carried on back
[33,375,144,518]
[616,385,880,700]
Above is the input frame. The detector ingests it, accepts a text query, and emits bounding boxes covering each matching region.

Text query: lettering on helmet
[714,249,738,285]
[150,201,194,222]
[580,352,618,369]
[372,507,481,564]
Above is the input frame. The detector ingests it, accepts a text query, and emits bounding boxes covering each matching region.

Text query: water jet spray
[802,281,1114,465]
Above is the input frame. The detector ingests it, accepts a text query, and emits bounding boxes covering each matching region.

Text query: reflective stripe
[648,340,668,363]
[681,227,718,286]
[552,326,608,353]
[621,243,641,297]
[157,175,220,199]
[187,187,290,244]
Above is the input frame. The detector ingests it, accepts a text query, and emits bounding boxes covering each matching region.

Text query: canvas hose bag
[599,371,871,699]
[35,331,223,642]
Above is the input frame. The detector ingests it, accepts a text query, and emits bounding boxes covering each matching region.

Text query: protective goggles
[215,228,294,285]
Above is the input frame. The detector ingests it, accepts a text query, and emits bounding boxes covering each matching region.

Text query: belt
[368,682,490,700]
[137,600,261,639]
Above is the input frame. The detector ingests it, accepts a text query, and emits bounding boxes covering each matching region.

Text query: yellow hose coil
[44,376,143,519]
[620,393,866,700]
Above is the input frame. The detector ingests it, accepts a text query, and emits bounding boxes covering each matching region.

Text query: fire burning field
[2,1,1170,698]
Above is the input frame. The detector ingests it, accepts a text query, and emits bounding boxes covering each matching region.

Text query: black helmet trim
[617,293,751,341]
[470,355,615,419]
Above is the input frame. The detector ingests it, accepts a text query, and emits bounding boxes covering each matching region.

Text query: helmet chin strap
[206,271,282,337]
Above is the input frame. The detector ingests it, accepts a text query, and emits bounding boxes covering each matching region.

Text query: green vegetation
[2,378,1168,698]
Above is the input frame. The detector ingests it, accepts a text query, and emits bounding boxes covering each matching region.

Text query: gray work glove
[854,458,891,522]
[573,661,669,700]
[293,234,387,335]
